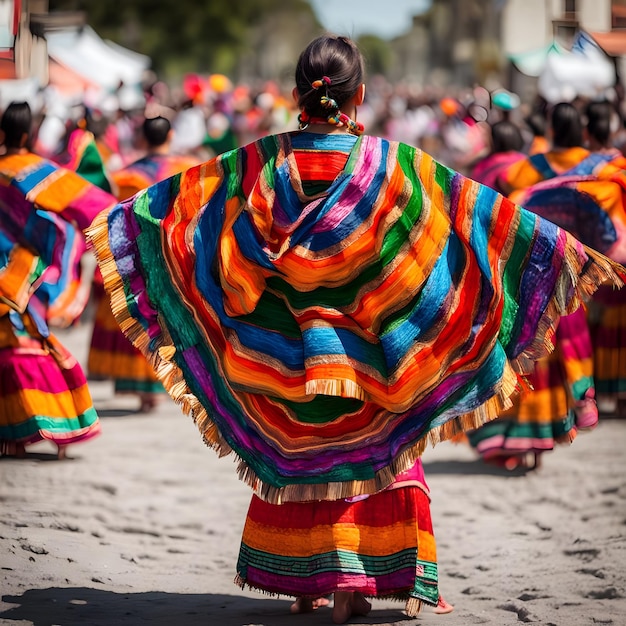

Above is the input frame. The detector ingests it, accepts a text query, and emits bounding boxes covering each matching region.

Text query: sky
[309,0,431,40]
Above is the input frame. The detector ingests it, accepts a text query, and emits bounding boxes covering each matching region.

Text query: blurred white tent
[537,31,616,103]
[509,41,566,77]
[45,25,150,109]
[0,76,41,110]
[510,30,616,104]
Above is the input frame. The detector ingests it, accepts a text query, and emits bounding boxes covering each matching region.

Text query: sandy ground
[1,319,625,626]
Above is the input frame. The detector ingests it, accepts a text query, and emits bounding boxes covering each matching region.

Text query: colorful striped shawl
[54,128,113,193]
[514,162,626,264]
[0,152,116,324]
[87,133,625,503]
[470,151,526,194]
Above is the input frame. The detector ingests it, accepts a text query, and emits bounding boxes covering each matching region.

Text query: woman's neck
[299,104,364,136]
[5,146,28,155]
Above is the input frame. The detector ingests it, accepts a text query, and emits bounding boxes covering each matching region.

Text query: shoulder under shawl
[87,133,625,503]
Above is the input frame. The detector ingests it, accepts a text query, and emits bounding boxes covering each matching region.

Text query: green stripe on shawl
[279,395,363,424]
[500,210,537,349]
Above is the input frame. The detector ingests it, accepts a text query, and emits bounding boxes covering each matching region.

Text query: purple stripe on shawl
[109,205,164,340]
[448,172,463,223]
[515,227,567,351]
[311,135,382,234]
[0,186,35,230]
[181,345,261,449]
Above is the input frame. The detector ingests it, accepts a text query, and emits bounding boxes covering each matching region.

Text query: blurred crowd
[23,70,626,179]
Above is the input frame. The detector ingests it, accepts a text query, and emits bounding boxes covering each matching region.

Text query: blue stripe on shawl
[272,158,304,224]
[23,209,59,267]
[380,239,457,370]
[302,326,388,374]
[146,176,177,220]
[35,216,77,306]
[563,152,615,176]
[0,229,13,262]
[290,133,358,152]
[300,140,389,252]
[232,211,279,271]
[469,183,497,281]
[11,161,58,195]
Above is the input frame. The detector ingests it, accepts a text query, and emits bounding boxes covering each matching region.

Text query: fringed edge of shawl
[405,598,425,617]
[511,244,625,375]
[87,210,625,504]
[86,209,235,459]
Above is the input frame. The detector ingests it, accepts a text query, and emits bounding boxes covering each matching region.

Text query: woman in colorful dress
[500,101,590,198]
[86,36,624,623]
[87,116,200,412]
[467,102,609,470]
[0,102,116,458]
[578,100,626,416]
[470,120,526,195]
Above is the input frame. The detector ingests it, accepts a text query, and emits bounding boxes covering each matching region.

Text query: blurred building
[503,0,614,102]
[387,0,626,103]
[0,0,149,112]
[0,0,48,81]
[388,0,504,88]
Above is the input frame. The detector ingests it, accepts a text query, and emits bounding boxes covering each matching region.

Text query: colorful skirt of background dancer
[87,279,164,398]
[590,285,626,414]
[0,312,100,454]
[467,308,597,468]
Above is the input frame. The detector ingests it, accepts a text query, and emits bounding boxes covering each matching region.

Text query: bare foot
[332,592,353,625]
[1,441,26,458]
[290,596,330,614]
[291,597,314,614]
[56,445,67,460]
[432,595,454,614]
[332,592,370,624]
[139,394,161,413]
[352,592,372,617]
[313,597,331,609]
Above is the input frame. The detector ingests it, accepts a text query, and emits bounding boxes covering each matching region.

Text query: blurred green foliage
[48,0,323,77]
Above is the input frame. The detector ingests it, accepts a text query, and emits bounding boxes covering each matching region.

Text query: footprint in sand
[584,587,621,600]
[497,601,540,623]
[563,547,600,562]
[577,567,605,578]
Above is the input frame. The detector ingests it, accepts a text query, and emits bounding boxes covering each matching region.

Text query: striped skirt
[236,466,438,615]
[0,315,100,449]
[88,282,164,395]
[468,307,597,462]
[591,285,626,407]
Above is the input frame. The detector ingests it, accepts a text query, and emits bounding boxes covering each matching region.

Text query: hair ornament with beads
[320,95,339,110]
[297,110,311,129]
[311,76,332,90]
[326,112,364,135]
